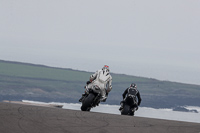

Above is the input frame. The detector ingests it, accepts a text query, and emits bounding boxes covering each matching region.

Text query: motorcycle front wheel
[81,93,95,111]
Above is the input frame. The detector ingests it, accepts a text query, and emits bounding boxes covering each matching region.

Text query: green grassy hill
[0,60,200,108]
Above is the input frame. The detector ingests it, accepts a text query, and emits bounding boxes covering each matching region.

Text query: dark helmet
[130,83,137,88]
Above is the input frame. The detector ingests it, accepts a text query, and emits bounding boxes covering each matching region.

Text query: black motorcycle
[80,85,102,111]
[120,94,138,116]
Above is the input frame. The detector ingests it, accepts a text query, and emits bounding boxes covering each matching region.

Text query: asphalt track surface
[0,102,200,133]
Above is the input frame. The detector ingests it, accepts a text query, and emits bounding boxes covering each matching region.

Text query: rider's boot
[130,106,138,116]
[100,96,107,102]
[119,101,124,111]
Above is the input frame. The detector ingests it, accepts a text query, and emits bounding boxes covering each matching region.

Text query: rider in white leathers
[80,65,112,102]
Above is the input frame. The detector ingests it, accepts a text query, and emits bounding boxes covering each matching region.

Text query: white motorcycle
[79,85,104,111]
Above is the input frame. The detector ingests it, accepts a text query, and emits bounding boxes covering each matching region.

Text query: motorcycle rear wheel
[121,104,131,115]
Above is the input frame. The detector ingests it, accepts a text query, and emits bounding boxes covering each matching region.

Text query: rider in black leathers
[119,83,142,114]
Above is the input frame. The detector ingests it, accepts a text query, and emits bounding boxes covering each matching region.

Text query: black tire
[81,93,95,111]
[121,104,131,115]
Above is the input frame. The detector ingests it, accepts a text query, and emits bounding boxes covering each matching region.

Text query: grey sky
[0,0,200,85]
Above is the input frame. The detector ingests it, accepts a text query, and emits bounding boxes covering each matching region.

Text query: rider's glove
[86,81,91,85]
[106,91,108,96]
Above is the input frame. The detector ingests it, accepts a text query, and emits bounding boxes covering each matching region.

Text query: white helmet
[102,65,110,71]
